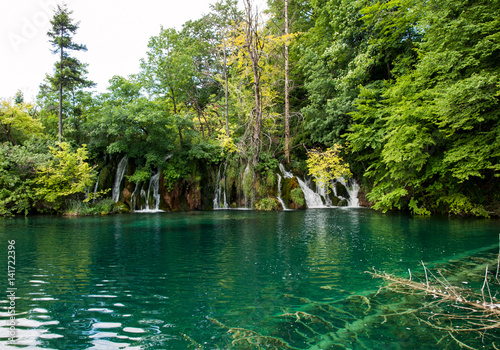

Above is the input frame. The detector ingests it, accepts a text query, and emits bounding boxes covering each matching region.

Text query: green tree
[347,0,500,216]
[306,144,352,191]
[0,99,43,145]
[212,1,243,135]
[35,142,95,211]
[0,141,51,216]
[47,4,93,145]
[140,27,199,145]
[85,76,180,181]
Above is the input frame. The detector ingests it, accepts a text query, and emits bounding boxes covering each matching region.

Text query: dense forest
[0,0,499,217]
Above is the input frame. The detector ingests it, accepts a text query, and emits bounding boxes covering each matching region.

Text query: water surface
[0,209,498,349]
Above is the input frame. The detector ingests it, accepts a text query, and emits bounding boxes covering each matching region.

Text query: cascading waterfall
[336,177,361,207]
[296,177,328,208]
[315,177,333,206]
[132,156,171,213]
[130,181,140,210]
[278,163,360,209]
[92,169,102,203]
[134,171,162,212]
[140,186,147,209]
[278,163,293,179]
[279,163,327,208]
[213,163,228,210]
[276,173,288,210]
[147,172,161,211]
[112,156,128,202]
[242,164,251,209]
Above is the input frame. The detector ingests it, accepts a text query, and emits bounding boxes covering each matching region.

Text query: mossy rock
[113,202,130,213]
[255,198,280,211]
[290,187,305,207]
[281,177,305,210]
[96,165,112,193]
[334,181,349,200]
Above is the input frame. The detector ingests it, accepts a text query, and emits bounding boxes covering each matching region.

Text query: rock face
[281,177,306,210]
[160,177,203,211]
[357,189,372,208]
[105,155,361,211]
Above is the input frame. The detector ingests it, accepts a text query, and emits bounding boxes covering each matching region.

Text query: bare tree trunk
[58,31,64,150]
[284,0,290,164]
[222,35,230,137]
[58,83,63,146]
[244,0,263,165]
[169,90,183,145]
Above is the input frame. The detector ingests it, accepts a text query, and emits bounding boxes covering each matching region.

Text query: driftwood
[368,257,500,349]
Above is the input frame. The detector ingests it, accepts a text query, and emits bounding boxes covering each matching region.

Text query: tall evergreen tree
[47,4,93,145]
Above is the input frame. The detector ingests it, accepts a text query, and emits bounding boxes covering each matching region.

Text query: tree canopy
[2,0,499,217]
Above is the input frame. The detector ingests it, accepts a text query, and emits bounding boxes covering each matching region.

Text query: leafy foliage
[289,187,305,207]
[306,144,352,191]
[3,0,499,216]
[346,0,500,215]
[0,100,43,144]
[0,141,51,216]
[255,197,280,211]
[35,143,95,211]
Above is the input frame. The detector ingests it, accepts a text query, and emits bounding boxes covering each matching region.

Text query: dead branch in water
[367,262,500,349]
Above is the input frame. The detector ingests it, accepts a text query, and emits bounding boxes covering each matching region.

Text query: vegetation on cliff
[1,0,499,216]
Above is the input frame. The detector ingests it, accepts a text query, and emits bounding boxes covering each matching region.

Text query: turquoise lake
[0,209,499,349]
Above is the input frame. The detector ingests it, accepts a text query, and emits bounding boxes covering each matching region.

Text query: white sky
[0,0,232,101]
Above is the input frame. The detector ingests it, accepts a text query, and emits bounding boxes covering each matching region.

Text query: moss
[98,165,112,191]
[280,177,305,209]
[113,201,130,213]
[334,181,349,199]
[290,187,305,207]
[242,166,253,198]
[255,197,280,211]
[65,198,126,216]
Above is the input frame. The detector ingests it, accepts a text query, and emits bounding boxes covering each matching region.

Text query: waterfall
[112,156,128,202]
[148,172,161,211]
[276,173,288,210]
[278,163,293,179]
[315,177,333,206]
[92,169,102,203]
[134,155,171,212]
[279,163,327,208]
[135,171,162,213]
[242,164,251,209]
[336,177,361,207]
[278,163,361,209]
[213,163,228,209]
[140,186,147,209]
[130,181,140,211]
[296,177,328,208]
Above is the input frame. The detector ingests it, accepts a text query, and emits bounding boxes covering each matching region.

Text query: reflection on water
[0,210,498,349]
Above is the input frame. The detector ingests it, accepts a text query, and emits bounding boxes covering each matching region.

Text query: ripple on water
[31,308,49,313]
[88,339,143,349]
[123,327,147,334]
[0,318,63,347]
[92,322,122,329]
[86,308,114,313]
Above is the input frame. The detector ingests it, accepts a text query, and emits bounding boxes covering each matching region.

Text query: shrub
[255,197,279,211]
[290,187,305,207]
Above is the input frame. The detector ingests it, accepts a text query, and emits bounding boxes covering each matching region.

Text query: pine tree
[47,4,93,145]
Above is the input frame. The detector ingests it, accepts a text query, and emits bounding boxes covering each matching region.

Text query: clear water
[0,209,498,349]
